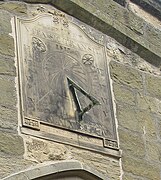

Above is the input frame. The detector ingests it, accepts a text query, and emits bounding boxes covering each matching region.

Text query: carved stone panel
[15,9,119,155]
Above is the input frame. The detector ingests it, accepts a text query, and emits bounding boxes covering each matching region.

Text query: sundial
[15,9,119,155]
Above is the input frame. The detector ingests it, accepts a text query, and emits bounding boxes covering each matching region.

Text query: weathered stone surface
[146,141,161,162]
[2,160,107,180]
[117,105,143,132]
[0,35,14,57]
[110,61,143,90]
[0,55,16,76]
[0,156,35,179]
[144,114,157,140]
[113,0,127,7]
[113,83,135,105]
[119,128,145,158]
[0,11,12,34]
[0,131,24,156]
[122,173,145,180]
[122,157,160,180]
[157,119,161,139]
[117,105,157,139]
[24,0,51,3]
[66,146,120,180]
[25,138,70,163]
[0,2,27,14]
[51,0,161,67]
[145,74,161,100]
[23,136,120,179]
[131,0,161,21]
[3,173,28,180]
[123,10,145,36]
[158,102,161,114]
[0,106,18,131]
[106,39,160,75]
[145,24,161,48]
[136,93,158,112]
[0,76,16,108]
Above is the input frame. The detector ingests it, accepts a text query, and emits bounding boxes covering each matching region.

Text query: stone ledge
[1,0,161,66]
[131,0,161,21]
[50,0,161,66]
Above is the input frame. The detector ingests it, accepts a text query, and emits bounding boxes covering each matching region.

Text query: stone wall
[0,1,120,179]
[0,2,36,178]
[110,61,161,179]
[0,0,161,180]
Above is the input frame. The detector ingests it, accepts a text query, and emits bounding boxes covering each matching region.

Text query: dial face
[43,52,90,100]
[20,16,116,140]
[41,50,94,122]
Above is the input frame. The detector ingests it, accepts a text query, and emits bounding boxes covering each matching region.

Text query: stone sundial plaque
[15,8,119,156]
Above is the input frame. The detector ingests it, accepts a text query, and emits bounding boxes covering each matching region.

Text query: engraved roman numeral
[67,77,100,121]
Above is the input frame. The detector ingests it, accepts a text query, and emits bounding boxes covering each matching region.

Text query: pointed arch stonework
[2,161,107,180]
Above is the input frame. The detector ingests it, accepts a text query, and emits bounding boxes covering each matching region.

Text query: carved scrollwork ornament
[32,37,46,52]
[36,6,69,27]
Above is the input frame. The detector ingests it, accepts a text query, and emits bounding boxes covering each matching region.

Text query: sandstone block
[136,93,158,113]
[113,83,135,105]
[68,146,120,179]
[146,141,161,162]
[144,114,157,140]
[24,0,51,3]
[122,173,144,180]
[0,2,27,14]
[0,106,18,131]
[110,61,143,90]
[122,157,160,180]
[0,35,14,57]
[145,74,161,100]
[145,24,161,50]
[117,105,143,132]
[119,128,145,158]
[0,76,16,108]
[158,102,161,114]
[0,156,35,179]
[0,131,24,156]
[0,55,16,76]
[117,105,157,139]
[25,138,70,163]
[157,119,161,139]
[0,10,12,34]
